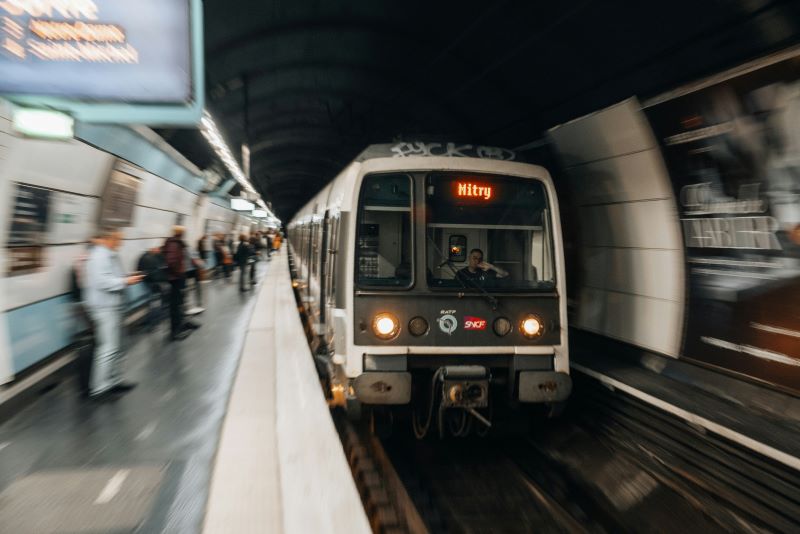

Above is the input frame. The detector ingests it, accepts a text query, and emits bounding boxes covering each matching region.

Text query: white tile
[580,200,683,250]
[582,247,684,302]
[549,99,656,165]
[577,287,682,357]
[568,149,673,205]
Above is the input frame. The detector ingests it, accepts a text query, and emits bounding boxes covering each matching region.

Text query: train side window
[355,173,413,288]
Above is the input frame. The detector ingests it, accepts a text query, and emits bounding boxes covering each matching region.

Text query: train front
[344,160,571,436]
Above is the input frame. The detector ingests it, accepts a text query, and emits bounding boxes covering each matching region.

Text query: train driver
[457,248,509,282]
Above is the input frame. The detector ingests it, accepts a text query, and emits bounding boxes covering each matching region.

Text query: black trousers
[239,262,248,291]
[168,278,185,335]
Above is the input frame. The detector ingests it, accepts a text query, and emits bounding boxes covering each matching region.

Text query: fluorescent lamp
[13,108,74,139]
[200,110,258,195]
[252,209,267,218]
[231,198,254,211]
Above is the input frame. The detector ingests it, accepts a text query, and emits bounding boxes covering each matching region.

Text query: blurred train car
[0,98,263,385]
[288,143,571,437]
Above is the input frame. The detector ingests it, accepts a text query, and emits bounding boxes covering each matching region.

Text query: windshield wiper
[427,234,498,310]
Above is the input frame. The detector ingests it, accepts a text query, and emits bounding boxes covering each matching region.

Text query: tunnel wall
[548,99,685,358]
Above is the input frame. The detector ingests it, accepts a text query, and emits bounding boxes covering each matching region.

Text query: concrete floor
[0,263,268,533]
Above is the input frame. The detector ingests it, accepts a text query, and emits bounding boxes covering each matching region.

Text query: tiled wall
[549,98,685,357]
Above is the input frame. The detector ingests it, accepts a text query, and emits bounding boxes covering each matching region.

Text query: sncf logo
[464,316,487,330]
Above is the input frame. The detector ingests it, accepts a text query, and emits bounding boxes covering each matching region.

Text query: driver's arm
[482,261,509,278]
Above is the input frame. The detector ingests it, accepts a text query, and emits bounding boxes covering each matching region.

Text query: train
[288,143,571,437]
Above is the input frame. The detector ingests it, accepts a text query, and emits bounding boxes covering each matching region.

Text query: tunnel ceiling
[159,0,799,222]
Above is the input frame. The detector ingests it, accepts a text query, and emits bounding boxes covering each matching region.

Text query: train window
[355,173,413,288]
[426,173,556,291]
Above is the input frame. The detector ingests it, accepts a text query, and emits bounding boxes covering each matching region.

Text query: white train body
[288,145,571,422]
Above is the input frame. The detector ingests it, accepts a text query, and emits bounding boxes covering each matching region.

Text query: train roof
[355,142,519,163]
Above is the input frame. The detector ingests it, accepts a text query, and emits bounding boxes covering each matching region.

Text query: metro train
[288,143,571,437]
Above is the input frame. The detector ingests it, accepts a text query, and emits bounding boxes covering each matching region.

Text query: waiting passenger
[84,228,143,400]
[197,234,210,264]
[249,233,264,285]
[184,242,205,315]
[234,234,253,292]
[164,226,198,341]
[71,236,100,397]
[137,247,167,331]
[457,248,509,283]
[213,233,232,280]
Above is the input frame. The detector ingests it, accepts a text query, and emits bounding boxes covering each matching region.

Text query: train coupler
[439,365,490,410]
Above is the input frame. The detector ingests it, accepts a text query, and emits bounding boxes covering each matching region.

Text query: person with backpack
[234,233,253,292]
[70,236,99,397]
[137,247,167,331]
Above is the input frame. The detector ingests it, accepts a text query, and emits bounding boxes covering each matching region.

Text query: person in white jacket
[84,228,143,399]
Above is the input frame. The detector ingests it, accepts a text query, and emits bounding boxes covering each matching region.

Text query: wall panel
[549,98,685,357]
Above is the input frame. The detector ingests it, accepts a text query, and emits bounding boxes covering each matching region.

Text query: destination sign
[0,0,191,102]
[455,181,494,201]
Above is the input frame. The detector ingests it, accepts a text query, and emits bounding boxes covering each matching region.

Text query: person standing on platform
[249,233,262,286]
[198,234,209,265]
[184,242,205,315]
[164,226,197,341]
[137,246,167,331]
[234,233,253,292]
[84,228,143,399]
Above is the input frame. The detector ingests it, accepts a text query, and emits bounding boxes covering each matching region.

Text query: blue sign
[0,0,191,103]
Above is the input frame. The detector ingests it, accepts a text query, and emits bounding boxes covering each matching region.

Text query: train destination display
[0,0,192,102]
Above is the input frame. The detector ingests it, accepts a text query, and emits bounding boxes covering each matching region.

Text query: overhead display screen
[0,0,192,103]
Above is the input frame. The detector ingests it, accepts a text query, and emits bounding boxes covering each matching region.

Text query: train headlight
[520,315,543,338]
[408,316,429,336]
[493,317,512,337]
[373,312,400,339]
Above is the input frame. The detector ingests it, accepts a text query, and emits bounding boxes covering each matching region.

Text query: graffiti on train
[390,142,516,161]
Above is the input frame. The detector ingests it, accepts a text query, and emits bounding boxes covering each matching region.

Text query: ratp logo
[464,316,487,330]
[437,314,457,335]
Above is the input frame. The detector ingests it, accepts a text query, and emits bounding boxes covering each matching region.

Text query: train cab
[289,144,571,436]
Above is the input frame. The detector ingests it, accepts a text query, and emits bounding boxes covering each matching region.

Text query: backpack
[69,267,82,302]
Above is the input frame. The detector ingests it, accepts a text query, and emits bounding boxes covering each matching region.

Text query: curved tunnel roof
[159,0,800,221]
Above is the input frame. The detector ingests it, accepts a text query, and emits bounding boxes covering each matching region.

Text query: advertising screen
[0,0,191,103]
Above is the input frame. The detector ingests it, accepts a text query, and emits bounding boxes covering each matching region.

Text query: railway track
[298,252,799,532]
[572,376,800,532]
[334,379,800,534]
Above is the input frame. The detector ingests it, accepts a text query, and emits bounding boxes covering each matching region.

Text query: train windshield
[355,173,413,287]
[425,173,556,291]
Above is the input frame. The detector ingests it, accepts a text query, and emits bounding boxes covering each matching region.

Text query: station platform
[0,250,369,534]
[570,330,800,471]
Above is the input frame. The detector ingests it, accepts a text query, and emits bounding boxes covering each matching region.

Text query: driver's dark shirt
[456,267,496,283]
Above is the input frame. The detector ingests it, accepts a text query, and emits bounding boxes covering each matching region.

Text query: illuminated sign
[231,198,254,212]
[12,107,73,138]
[463,316,487,331]
[0,0,192,104]
[456,182,493,200]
